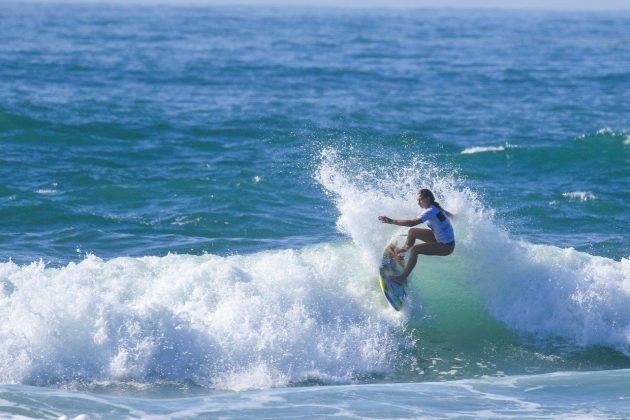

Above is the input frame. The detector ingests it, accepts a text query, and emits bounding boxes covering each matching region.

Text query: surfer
[378,189,455,284]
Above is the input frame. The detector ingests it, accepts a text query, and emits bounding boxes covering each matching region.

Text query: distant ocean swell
[458,128,628,158]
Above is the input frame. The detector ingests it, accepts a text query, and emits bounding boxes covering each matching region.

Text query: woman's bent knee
[443,245,455,256]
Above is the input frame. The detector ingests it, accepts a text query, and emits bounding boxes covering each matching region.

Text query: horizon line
[5,0,630,12]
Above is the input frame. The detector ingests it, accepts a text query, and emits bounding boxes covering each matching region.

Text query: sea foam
[562,191,596,202]
[0,246,401,390]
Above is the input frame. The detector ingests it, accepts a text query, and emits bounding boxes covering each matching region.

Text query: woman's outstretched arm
[378,216,421,227]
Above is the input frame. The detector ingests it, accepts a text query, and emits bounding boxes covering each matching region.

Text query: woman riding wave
[378,188,455,284]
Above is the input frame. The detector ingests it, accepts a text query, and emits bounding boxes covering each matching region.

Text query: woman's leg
[392,243,454,284]
[402,228,437,250]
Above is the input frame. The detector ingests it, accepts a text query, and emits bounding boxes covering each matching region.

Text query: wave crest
[0,249,401,390]
[315,146,630,357]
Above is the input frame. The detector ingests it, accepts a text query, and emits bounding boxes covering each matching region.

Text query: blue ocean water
[1,2,629,418]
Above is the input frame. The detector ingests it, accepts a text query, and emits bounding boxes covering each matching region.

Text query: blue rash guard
[418,204,455,245]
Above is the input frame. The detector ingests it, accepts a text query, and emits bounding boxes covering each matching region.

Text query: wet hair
[419,188,437,206]
[419,189,447,212]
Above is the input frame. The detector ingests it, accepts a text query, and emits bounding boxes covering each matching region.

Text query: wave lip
[562,191,597,202]
[460,144,516,155]
[577,128,629,144]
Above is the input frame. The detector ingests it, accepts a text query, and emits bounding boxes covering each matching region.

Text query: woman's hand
[378,216,392,224]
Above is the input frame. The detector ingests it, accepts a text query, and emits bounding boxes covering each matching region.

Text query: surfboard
[378,236,408,311]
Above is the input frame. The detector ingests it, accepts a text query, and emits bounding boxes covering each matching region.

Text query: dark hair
[419,189,456,220]
[419,188,445,211]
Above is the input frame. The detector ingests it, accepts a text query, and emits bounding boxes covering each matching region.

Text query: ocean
[1,2,629,418]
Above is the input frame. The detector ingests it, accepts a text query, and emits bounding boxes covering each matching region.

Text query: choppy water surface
[1,3,629,418]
